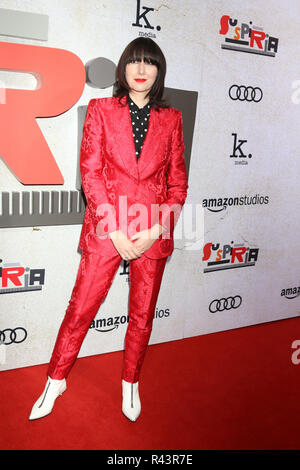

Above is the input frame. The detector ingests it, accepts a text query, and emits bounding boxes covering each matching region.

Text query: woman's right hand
[108,230,142,260]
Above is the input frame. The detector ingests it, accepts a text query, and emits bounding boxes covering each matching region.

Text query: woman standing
[29,37,188,422]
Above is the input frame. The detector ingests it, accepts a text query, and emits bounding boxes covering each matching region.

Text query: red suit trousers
[47,248,167,383]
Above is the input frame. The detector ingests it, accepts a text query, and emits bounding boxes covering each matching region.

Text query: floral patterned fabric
[47,95,187,383]
[47,249,167,383]
[78,95,189,259]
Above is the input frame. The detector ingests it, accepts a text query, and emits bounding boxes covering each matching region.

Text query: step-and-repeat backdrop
[1,0,300,372]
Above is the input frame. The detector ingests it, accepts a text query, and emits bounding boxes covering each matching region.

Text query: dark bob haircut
[113,37,170,110]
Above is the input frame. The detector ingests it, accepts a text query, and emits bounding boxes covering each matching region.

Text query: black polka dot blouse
[127,94,151,161]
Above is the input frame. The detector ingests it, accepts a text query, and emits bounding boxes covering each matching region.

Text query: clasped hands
[108,224,164,260]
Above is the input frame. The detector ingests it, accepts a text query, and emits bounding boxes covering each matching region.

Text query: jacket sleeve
[158,111,189,234]
[80,99,119,237]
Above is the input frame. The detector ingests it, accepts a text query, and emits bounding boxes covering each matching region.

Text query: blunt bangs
[114,37,170,110]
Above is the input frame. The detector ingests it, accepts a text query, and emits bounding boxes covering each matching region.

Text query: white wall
[1,0,299,372]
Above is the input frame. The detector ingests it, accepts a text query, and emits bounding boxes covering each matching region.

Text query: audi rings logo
[0,328,27,345]
[229,85,263,103]
[209,296,242,313]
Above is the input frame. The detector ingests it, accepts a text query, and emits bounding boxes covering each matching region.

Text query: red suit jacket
[78,95,189,259]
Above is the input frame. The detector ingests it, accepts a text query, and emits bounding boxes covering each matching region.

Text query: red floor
[1,316,300,450]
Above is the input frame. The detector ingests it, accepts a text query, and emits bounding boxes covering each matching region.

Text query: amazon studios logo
[90,307,170,333]
[0,259,45,294]
[202,193,269,212]
[281,285,300,300]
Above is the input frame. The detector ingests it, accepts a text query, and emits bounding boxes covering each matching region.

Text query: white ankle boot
[29,376,67,420]
[122,379,141,422]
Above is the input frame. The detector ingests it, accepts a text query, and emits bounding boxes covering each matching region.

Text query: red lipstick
[135,79,147,82]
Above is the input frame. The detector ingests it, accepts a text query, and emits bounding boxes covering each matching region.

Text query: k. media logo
[219,15,279,57]
[132,0,161,37]
[230,132,252,165]
[202,241,259,273]
[0,258,45,294]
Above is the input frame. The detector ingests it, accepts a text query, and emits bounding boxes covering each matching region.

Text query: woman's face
[125,57,158,95]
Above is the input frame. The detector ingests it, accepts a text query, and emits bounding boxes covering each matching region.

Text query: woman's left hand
[129,224,164,254]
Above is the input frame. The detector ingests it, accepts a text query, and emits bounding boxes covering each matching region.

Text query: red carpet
[1,316,300,450]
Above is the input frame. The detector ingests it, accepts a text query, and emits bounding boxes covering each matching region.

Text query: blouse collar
[126,93,152,116]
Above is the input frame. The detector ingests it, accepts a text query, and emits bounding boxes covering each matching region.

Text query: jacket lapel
[113,95,160,180]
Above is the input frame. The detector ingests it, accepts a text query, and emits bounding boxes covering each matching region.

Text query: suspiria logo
[202,241,259,273]
[0,259,45,294]
[219,15,279,57]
